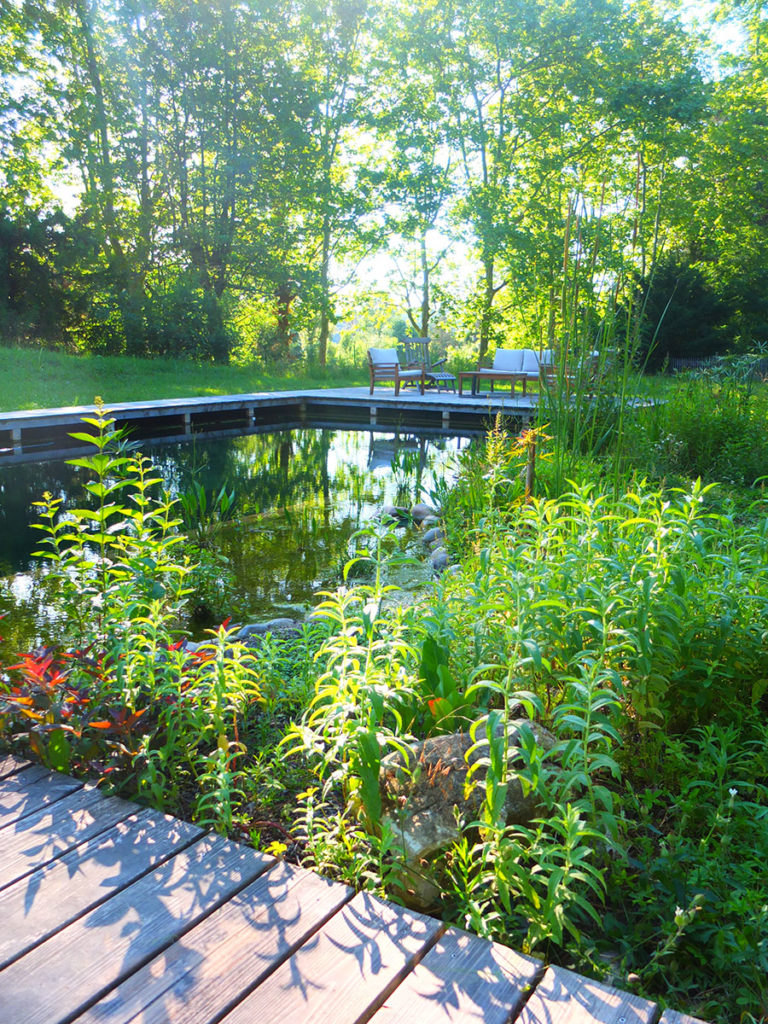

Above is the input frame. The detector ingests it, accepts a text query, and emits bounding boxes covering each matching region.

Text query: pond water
[0,427,472,652]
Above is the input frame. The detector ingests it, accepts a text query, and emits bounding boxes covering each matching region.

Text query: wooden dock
[0,388,535,463]
[0,755,703,1024]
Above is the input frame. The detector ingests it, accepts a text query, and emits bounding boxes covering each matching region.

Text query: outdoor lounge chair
[367,348,426,395]
[401,338,456,391]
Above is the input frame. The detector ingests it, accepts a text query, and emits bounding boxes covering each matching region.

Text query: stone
[419,515,440,529]
[421,527,444,545]
[379,720,556,908]
[235,621,269,639]
[430,548,449,572]
[380,504,410,523]
[410,502,436,522]
[265,617,298,631]
[235,617,298,640]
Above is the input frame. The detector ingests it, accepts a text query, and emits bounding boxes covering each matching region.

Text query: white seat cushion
[519,349,541,373]
[368,347,400,366]
[492,349,524,372]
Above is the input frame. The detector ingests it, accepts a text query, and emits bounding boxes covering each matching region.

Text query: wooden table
[458,370,530,396]
[0,755,706,1024]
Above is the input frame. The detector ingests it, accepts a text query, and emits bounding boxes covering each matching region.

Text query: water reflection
[0,428,469,651]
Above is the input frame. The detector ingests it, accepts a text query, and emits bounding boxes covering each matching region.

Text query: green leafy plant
[0,407,262,832]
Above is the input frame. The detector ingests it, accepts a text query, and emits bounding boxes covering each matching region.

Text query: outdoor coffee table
[458,370,529,396]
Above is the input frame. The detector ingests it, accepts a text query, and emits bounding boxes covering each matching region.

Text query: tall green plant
[0,407,261,832]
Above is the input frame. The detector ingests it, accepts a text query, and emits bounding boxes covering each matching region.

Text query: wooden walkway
[0,388,534,463]
[0,756,702,1024]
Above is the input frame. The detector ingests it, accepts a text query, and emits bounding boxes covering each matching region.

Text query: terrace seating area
[366,343,604,400]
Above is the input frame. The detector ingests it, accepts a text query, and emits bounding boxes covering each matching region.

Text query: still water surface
[0,427,470,652]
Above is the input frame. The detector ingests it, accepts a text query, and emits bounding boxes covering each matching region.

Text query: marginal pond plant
[286,434,768,1022]
[0,406,262,832]
[1,409,767,1022]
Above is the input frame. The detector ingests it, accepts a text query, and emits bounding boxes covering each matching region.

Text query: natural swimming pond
[0,426,473,653]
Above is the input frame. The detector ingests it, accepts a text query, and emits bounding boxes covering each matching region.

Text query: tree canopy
[0,0,765,363]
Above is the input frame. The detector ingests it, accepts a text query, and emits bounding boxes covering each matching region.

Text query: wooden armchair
[401,338,447,372]
[367,348,426,395]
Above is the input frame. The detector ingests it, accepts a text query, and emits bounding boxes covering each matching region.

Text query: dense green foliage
[2,1,766,362]
[286,433,768,1021]
[2,374,768,1020]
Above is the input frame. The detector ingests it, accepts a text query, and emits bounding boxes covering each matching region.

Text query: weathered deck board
[0,834,272,1024]
[75,861,354,1024]
[659,1012,710,1024]
[0,754,31,780]
[0,785,136,890]
[0,808,200,968]
[518,965,658,1024]
[219,890,443,1024]
[0,765,82,828]
[0,757,707,1024]
[368,927,542,1024]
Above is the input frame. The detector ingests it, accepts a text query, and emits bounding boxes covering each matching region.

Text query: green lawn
[0,346,369,412]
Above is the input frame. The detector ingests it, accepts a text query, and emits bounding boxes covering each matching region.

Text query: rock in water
[430,548,449,572]
[410,502,435,522]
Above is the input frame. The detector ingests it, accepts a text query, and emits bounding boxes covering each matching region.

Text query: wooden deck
[0,388,535,463]
[0,755,704,1024]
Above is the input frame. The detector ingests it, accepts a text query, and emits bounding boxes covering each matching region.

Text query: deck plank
[75,861,354,1024]
[0,835,272,1024]
[0,754,32,780]
[0,785,136,890]
[0,808,200,968]
[517,965,658,1024]
[218,889,443,1024]
[0,765,83,828]
[659,1011,709,1024]
[368,927,542,1024]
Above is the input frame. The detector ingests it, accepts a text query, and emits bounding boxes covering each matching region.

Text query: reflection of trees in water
[0,428,465,640]
[0,564,67,651]
[0,461,86,571]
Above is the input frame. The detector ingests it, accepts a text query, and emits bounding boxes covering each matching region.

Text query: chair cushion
[492,349,524,371]
[369,347,399,366]
[519,349,541,373]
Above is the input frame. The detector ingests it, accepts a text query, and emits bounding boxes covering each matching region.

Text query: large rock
[236,617,300,640]
[410,502,436,522]
[430,548,449,573]
[380,720,556,907]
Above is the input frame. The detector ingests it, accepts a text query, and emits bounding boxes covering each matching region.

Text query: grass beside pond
[0,346,369,412]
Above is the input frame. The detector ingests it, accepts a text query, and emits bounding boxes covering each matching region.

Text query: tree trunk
[74,0,144,354]
[420,234,430,336]
[477,256,496,364]
[317,213,332,368]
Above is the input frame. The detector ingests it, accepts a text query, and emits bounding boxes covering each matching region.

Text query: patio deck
[0,755,704,1024]
[0,387,536,462]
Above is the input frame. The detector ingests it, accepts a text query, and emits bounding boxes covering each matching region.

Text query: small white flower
[729,787,738,798]
[675,905,684,917]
